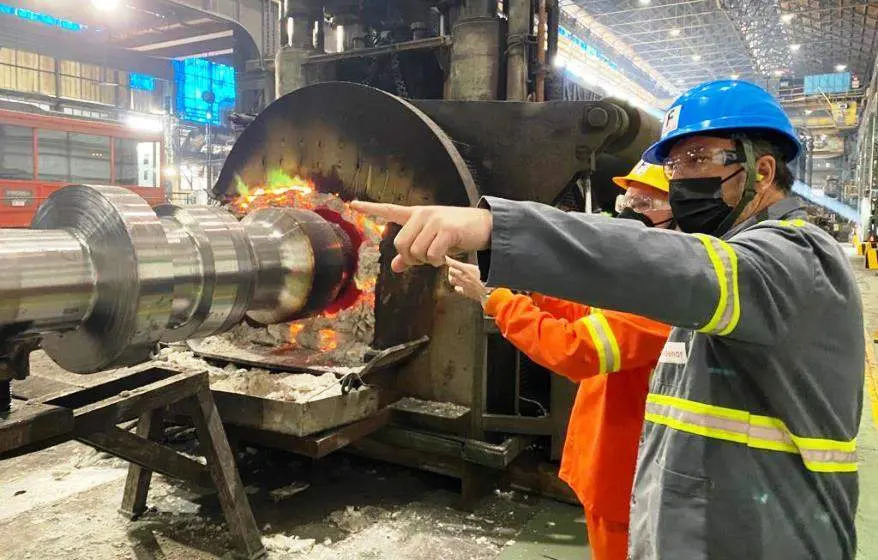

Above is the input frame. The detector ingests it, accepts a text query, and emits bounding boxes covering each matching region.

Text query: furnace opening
[217,170,386,368]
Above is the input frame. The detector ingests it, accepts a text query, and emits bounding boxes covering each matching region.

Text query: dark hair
[707,131,795,192]
[747,133,795,193]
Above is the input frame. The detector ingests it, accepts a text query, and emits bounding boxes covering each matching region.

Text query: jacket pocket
[650,462,710,559]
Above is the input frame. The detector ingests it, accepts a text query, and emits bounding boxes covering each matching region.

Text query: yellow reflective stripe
[580,315,607,374]
[806,461,858,473]
[792,433,857,453]
[593,313,622,373]
[778,218,808,228]
[647,393,746,422]
[644,411,748,446]
[716,240,740,336]
[693,234,740,336]
[578,313,621,373]
[645,393,857,473]
[693,234,728,334]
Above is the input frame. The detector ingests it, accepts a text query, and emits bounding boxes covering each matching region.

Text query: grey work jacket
[479,196,863,559]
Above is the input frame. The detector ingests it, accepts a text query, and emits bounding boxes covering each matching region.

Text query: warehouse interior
[0,0,877,559]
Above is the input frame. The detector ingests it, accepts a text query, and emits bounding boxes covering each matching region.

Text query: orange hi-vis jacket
[484,288,672,523]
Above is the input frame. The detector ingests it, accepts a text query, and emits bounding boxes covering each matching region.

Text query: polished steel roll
[242,207,354,325]
[32,185,174,373]
[155,205,255,342]
[0,229,95,330]
[0,185,356,373]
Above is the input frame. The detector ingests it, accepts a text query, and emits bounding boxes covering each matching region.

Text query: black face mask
[668,168,745,234]
[618,207,674,228]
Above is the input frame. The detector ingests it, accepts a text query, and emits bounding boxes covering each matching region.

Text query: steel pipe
[0,229,95,330]
[0,185,355,373]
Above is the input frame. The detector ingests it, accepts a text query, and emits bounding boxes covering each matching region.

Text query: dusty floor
[0,434,559,560]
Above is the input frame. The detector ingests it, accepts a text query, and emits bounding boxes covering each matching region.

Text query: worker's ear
[754,155,775,191]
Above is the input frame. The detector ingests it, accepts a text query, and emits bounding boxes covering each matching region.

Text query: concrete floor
[0,437,575,560]
[852,251,878,559]
[0,248,875,560]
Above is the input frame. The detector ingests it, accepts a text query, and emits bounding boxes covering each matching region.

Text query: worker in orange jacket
[447,161,673,560]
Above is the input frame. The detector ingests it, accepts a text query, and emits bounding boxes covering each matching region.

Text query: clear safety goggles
[662,146,745,180]
[617,191,670,213]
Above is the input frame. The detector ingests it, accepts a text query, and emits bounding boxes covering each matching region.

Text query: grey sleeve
[480,197,817,344]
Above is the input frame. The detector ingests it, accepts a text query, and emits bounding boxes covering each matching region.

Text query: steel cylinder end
[32,185,174,373]
[242,207,356,325]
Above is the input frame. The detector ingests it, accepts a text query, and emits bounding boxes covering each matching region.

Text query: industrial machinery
[0,184,357,411]
[0,80,659,489]
[209,81,660,461]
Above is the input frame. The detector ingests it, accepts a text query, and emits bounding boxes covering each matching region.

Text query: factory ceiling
[5,0,252,65]
[562,0,878,95]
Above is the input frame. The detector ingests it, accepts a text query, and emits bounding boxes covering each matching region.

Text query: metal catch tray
[189,336,429,437]
[211,385,381,437]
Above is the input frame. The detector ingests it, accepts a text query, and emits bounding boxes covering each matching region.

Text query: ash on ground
[156,346,354,402]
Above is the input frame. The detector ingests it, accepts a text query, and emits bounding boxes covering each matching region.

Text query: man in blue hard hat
[353,79,864,559]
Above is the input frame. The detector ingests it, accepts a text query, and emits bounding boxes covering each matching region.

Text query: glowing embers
[318,329,339,352]
[229,170,384,366]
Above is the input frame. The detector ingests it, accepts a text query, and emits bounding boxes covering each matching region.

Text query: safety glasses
[662,146,745,180]
[618,191,671,213]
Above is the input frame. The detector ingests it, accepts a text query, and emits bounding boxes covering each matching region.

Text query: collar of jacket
[722,196,806,240]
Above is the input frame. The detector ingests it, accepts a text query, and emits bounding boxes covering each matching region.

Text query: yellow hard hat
[613,160,669,193]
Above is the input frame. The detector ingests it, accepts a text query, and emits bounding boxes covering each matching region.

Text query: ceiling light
[639,0,651,4]
[805,109,813,115]
[163,166,178,177]
[835,64,847,72]
[91,0,120,10]
[676,79,684,84]
[669,28,681,37]
[790,44,801,52]
[692,54,702,61]
[731,74,740,80]
[781,13,794,24]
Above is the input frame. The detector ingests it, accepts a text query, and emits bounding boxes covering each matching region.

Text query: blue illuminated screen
[173,59,236,126]
[803,72,852,96]
[130,73,156,92]
[0,3,85,32]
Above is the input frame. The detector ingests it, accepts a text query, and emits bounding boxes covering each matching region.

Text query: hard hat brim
[643,123,802,164]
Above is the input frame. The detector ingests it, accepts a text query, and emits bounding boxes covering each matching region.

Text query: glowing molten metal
[230,170,384,359]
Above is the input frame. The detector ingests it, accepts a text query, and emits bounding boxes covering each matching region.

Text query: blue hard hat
[642,80,802,164]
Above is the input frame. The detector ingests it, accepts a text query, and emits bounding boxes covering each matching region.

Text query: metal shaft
[0,185,355,373]
[0,229,96,330]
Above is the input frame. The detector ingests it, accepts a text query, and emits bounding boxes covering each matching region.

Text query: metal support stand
[1,363,266,560]
[477,317,575,461]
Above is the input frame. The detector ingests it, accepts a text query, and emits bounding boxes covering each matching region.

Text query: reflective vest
[479,196,864,559]
[485,288,671,523]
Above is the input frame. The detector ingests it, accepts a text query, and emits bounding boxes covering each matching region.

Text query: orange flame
[231,169,384,320]
[288,323,304,342]
[318,329,339,352]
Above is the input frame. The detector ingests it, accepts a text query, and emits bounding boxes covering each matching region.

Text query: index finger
[445,256,465,270]
[350,201,414,225]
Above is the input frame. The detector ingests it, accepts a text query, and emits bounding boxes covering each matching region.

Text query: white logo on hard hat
[634,161,650,175]
[662,106,682,135]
